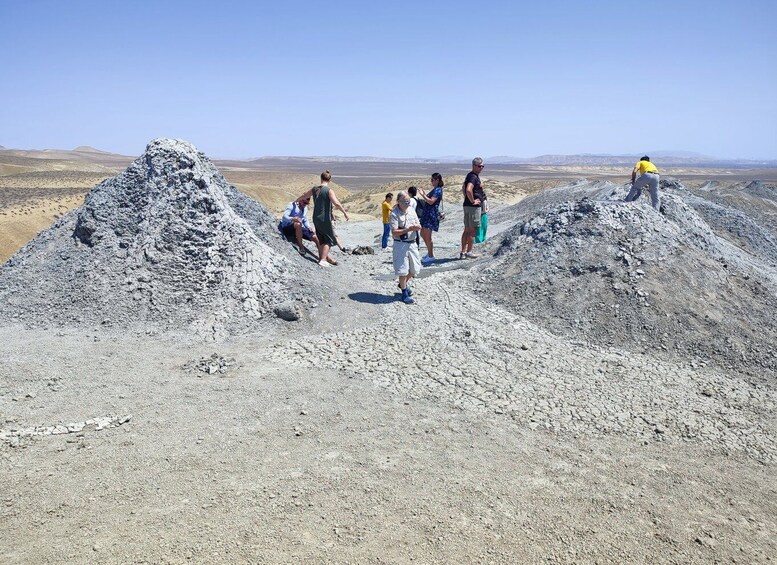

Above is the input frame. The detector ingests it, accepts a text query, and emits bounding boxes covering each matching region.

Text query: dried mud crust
[0,275,775,563]
[270,268,776,464]
[1,178,776,563]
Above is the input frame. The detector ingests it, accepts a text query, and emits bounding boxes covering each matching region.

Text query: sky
[1,0,776,160]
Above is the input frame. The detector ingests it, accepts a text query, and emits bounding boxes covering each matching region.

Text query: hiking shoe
[397,284,413,296]
[401,289,414,304]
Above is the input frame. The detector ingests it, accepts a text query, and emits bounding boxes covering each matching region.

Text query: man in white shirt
[389,191,422,304]
[279,196,319,256]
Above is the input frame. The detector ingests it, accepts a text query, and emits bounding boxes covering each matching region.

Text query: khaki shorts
[463,206,481,229]
[392,240,421,276]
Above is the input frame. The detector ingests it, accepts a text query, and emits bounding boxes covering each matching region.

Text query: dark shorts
[281,223,316,241]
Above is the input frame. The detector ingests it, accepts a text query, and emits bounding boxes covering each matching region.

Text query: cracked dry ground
[1,254,775,564]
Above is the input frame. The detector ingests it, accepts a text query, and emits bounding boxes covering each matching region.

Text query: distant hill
[72,145,114,154]
[1,144,775,170]
[0,146,134,169]
[244,152,777,168]
[488,153,777,168]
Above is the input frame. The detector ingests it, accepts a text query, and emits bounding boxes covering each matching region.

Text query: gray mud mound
[477,193,777,378]
[0,138,298,337]
[683,181,777,267]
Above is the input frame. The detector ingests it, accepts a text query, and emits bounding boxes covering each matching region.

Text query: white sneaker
[318,260,330,267]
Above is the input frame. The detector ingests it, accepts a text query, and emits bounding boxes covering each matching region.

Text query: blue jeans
[382,223,391,248]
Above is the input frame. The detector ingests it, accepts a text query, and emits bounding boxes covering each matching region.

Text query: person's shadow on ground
[348,292,396,305]
[427,257,460,266]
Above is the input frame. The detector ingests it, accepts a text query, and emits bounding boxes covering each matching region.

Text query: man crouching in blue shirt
[279,195,319,256]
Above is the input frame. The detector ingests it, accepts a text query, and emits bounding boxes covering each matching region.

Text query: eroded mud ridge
[480,181,777,379]
[0,139,303,337]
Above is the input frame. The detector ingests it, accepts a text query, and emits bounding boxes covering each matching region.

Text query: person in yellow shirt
[625,155,661,210]
[381,193,393,249]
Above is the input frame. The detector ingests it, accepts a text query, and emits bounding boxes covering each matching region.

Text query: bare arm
[296,188,313,203]
[465,182,481,206]
[419,189,438,205]
[329,190,349,221]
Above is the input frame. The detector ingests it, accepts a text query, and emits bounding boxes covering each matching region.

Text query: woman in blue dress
[418,172,444,264]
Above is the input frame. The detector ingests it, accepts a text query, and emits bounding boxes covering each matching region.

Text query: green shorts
[463,206,481,229]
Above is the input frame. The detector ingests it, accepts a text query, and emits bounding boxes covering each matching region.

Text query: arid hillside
[2,145,776,263]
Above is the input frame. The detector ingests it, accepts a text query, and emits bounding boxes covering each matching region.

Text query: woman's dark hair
[408,186,418,197]
[431,172,444,187]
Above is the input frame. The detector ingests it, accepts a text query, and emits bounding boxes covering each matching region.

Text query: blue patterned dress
[420,187,443,232]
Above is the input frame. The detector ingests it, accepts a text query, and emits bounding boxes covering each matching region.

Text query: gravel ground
[1,171,775,563]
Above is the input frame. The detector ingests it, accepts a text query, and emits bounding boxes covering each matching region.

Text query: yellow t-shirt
[635,160,658,174]
[381,200,392,223]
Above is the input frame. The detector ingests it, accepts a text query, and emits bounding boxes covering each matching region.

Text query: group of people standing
[382,158,489,304]
[279,155,662,305]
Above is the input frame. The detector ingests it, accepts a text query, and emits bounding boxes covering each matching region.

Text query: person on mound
[390,190,422,304]
[279,195,319,256]
[625,155,661,211]
[297,170,349,267]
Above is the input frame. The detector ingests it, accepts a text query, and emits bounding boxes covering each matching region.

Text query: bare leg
[398,274,409,290]
[294,224,305,251]
[318,243,330,264]
[421,228,434,257]
[465,227,476,253]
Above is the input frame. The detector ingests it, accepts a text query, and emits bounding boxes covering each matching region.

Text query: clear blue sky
[1,0,775,159]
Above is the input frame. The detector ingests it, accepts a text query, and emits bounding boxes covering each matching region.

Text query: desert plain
[0,143,776,564]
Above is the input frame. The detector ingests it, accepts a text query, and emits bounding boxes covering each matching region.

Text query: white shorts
[392,240,421,276]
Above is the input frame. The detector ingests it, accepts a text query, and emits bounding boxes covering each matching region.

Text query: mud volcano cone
[0,138,291,336]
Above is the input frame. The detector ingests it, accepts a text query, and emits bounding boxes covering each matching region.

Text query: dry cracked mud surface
[1,144,775,563]
[2,250,775,564]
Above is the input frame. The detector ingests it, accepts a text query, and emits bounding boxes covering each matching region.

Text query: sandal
[297,247,307,256]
